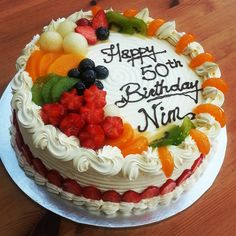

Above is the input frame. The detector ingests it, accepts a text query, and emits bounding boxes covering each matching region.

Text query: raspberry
[83,85,106,108]
[59,113,85,137]
[80,106,104,124]
[60,89,83,112]
[41,103,66,126]
[79,124,105,149]
[101,116,124,139]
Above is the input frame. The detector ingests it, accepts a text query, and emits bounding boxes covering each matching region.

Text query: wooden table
[0,0,235,235]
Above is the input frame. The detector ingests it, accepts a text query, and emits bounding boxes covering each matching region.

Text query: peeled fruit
[38,31,63,52]
[63,32,88,56]
[158,146,174,178]
[57,20,77,37]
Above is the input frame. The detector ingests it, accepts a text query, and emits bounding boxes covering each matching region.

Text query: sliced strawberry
[59,113,85,137]
[80,106,104,124]
[160,179,176,195]
[62,178,82,196]
[122,190,141,203]
[21,144,34,164]
[47,169,63,187]
[79,124,105,149]
[82,186,102,200]
[102,190,121,203]
[75,25,97,45]
[31,158,48,177]
[41,103,66,127]
[91,10,108,30]
[76,18,91,26]
[83,85,106,108]
[191,154,205,173]
[101,116,124,139]
[176,169,192,186]
[60,89,83,112]
[140,186,160,199]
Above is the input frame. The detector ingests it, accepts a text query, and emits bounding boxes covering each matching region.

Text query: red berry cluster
[41,85,124,150]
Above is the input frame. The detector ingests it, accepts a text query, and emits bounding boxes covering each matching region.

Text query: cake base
[0,82,227,228]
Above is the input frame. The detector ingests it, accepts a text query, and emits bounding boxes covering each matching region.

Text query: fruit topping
[41,103,66,126]
[158,146,174,178]
[176,169,192,186]
[123,9,138,18]
[122,190,141,203]
[57,20,77,38]
[202,78,228,94]
[189,129,210,155]
[47,169,63,187]
[96,27,110,40]
[95,65,109,80]
[21,144,34,165]
[101,116,124,139]
[191,154,205,172]
[75,25,97,45]
[175,33,195,54]
[67,68,80,78]
[159,179,176,195]
[82,186,102,200]
[79,124,105,149]
[62,178,82,196]
[147,18,165,36]
[91,5,103,17]
[102,190,121,203]
[80,69,96,87]
[31,158,48,177]
[92,9,108,30]
[59,113,85,137]
[189,52,215,69]
[90,0,97,6]
[78,58,95,72]
[80,106,104,124]
[76,18,91,26]
[140,186,160,199]
[74,81,86,95]
[94,80,104,90]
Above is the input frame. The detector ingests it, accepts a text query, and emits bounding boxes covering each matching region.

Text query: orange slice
[47,54,83,76]
[25,49,45,82]
[189,52,215,69]
[147,19,165,36]
[91,5,102,16]
[189,129,210,155]
[175,33,195,54]
[123,9,138,17]
[194,104,226,127]
[158,146,174,178]
[202,78,228,94]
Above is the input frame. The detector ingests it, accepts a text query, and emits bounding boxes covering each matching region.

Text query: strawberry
[83,85,106,108]
[122,190,141,203]
[62,178,82,196]
[176,169,192,186]
[102,190,121,203]
[140,186,160,199]
[59,113,85,137]
[82,186,102,200]
[91,10,108,30]
[79,124,105,149]
[191,154,205,172]
[21,144,34,164]
[41,103,66,127]
[160,179,176,195]
[80,106,104,124]
[76,18,91,26]
[31,158,48,177]
[15,131,24,152]
[60,89,83,112]
[47,170,63,187]
[75,25,97,45]
[101,116,124,139]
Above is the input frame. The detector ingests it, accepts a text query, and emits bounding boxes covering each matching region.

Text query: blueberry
[81,69,96,88]
[95,65,109,80]
[96,27,110,40]
[74,81,86,95]
[94,80,104,90]
[68,68,80,78]
[90,0,97,6]
[78,58,95,72]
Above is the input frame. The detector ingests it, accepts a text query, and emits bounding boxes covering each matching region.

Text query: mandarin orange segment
[91,5,102,16]
[47,54,84,76]
[147,19,165,36]
[123,9,138,17]
[25,49,45,82]
[39,52,61,77]
[194,103,226,127]
[202,78,228,94]
[158,146,174,178]
[189,129,210,155]
[121,135,148,157]
[189,52,215,69]
[175,33,195,54]
[105,123,134,148]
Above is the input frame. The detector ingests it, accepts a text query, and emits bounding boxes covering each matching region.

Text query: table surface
[0,0,236,235]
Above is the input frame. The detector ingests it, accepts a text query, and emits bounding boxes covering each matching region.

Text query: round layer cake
[11,7,227,215]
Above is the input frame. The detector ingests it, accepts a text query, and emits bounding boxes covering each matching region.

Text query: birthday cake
[11,7,227,215]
